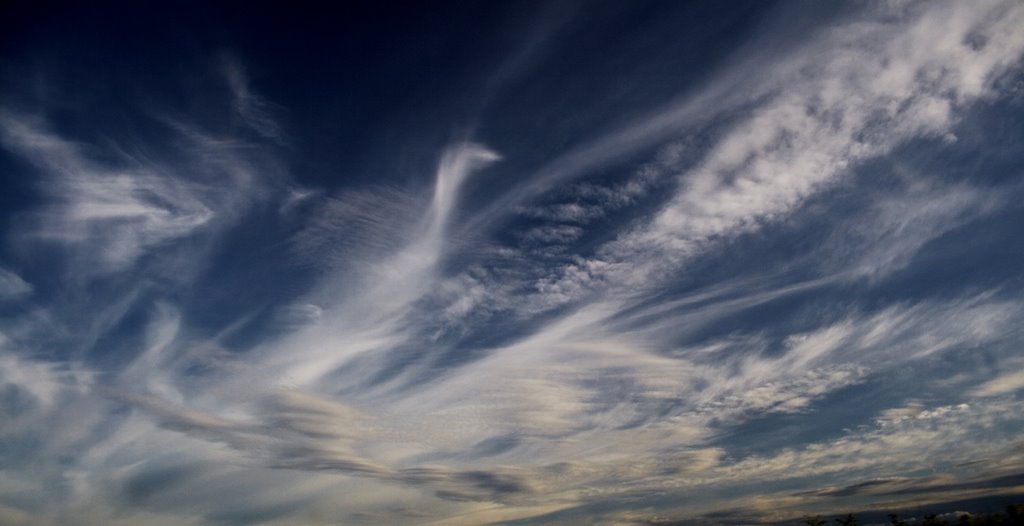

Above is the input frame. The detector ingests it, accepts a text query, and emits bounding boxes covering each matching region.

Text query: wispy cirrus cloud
[0,268,31,300]
[1,1,1024,525]
[220,53,284,141]
[0,113,280,280]
[0,113,212,274]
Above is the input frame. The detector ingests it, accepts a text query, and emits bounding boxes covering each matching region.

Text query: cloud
[801,471,1024,500]
[0,352,65,411]
[0,268,32,300]
[971,370,1024,397]
[221,53,283,141]
[0,113,213,274]
[518,224,583,245]
[429,144,501,235]
[513,0,1024,299]
[99,386,542,514]
[516,141,688,226]
[289,187,423,269]
[817,179,1001,280]
[0,111,280,279]
[272,304,323,327]
[1,3,1023,525]
[596,399,1024,524]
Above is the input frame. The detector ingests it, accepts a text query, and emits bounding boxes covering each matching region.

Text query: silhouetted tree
[802,515,827,526]
[792,504,1024,525]
[1008,504,1024,526]
[835,513,859,526]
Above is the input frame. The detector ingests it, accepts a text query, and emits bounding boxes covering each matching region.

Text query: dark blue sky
[2,1,1024,524]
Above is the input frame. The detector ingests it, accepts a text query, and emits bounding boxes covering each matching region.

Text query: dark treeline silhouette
[800,504,1024,526]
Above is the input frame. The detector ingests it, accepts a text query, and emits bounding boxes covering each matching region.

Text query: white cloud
[221,52,283,140]
[0,112,278,278]
[525,0,1024,297]
[429,143,501,237]
[0,351,65,409]
[519,224,584,245]
[821,180,1000,280]
[2,4,1023,525]
[0,268,32,300]
[118,303,183,403]
[0,114,212,274]
[971,370,1024,397]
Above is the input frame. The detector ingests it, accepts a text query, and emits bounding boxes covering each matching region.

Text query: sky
[2,1,1024,524]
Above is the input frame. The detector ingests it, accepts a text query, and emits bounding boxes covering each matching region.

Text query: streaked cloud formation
[2,1,1024,524]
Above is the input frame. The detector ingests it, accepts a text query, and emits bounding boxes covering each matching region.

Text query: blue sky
[2,1,1024,524]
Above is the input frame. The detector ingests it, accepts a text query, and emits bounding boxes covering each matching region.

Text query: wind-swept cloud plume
[0,113,214,274]
[221,53,284,141]
[0,268,32,300]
